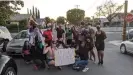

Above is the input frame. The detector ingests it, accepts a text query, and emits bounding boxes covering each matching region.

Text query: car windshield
[0,27,9,33]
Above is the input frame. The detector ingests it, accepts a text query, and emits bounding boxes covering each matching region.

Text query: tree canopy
[56,16,65,24]
[83,17,91,24]
[66,8,85,25]
[0,1,24,25]
[95,0,123,25]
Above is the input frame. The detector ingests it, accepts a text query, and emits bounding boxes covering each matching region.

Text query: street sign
[125,13,133,22]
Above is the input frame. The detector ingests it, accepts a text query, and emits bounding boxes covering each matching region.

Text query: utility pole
[75,5,79,9]
[122,0,128,41]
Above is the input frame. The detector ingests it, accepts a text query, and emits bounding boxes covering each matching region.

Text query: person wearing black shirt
[73,38,93,72]
[95,25,107,65]
[56,25,65,40]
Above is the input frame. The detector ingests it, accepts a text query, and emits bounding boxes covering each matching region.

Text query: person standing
[66,26,73,45]
[95,25,107,65]
[43,26,52,45]
[56,25,65,41]
[87,24,96,63]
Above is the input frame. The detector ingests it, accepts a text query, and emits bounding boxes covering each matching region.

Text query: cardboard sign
[54,48,75,66]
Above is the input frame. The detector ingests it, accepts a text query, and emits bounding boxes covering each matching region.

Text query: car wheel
[4,67,16,75]
[120,44,127,54]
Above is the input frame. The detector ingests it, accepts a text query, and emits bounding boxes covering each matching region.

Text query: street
[12,31,133,75]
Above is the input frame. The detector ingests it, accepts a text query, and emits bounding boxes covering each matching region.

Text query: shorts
[95,42,105,51]
[47,59,54,64]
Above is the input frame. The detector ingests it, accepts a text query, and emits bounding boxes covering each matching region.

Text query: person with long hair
[43,42,62,70]
[95,25,107,65]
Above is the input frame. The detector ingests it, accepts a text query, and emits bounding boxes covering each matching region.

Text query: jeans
[74,60,88,70]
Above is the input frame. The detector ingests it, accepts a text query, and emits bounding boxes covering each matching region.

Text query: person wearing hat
[27,17,45,70]
[95,25,107,65]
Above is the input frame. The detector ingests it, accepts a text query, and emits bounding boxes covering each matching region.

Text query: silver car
[120,39,133,54]
[6,29,46,55]
[6,30,29,55]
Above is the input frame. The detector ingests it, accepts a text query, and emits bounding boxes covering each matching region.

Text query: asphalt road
[11,31,133,75]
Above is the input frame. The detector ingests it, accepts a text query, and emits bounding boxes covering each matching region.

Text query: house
[9,14,44,26]
[109,13,125,27]
[94,18,109,27]
[9,14,32,25]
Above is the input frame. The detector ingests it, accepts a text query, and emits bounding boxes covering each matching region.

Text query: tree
[84,17,91,24]
[38,9,40,19]
[28,6,40,19]
[56,16,65,24]
[44,17,51,27]
[27,8,29,14]
[0,1,24,25]
[66,8,85,25]
[32,6,35,16]
[51,18,55,23]
[35,7,38,18]
[130,10,133,13]
[30,9,32,14]
[95,0,123,25]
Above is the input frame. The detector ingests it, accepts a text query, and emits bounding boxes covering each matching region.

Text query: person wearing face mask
[95,25,107,65]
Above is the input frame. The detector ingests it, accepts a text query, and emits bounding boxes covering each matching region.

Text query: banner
[55,48,75,66]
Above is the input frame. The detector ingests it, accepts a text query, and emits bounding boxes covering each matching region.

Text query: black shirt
[77,45,89,60]
[56,28,65,39]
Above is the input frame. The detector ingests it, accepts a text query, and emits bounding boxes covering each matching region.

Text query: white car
[120,39,133,54]
[0,26,12,52]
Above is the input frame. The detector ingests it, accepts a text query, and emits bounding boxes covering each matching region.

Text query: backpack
[34,33,44,54]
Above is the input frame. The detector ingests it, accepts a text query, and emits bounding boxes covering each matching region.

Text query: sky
[18,0,133,19]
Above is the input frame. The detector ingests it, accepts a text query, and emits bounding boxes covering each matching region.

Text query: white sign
[54,48,75,66]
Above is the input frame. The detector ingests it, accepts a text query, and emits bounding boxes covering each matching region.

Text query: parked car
[120,39,133,54]
[0,53,17,75]
[126,29,133,39]
[0,26,12,52]
[6,29,46,56]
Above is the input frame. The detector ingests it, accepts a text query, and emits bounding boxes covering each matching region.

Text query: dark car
[0,53,17,75]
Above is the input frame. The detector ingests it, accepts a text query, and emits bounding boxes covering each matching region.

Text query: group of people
[22,16,107,72]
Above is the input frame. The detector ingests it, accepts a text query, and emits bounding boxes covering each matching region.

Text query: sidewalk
[108,40,122,46]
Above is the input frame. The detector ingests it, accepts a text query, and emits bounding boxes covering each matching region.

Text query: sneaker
[82,67,89,72]
[98,61,101,65]
[57,66,62,70]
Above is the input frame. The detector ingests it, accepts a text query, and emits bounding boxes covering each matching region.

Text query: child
[22,41,31,64]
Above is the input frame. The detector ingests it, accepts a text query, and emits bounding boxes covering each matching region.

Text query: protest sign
[55,48,75,66]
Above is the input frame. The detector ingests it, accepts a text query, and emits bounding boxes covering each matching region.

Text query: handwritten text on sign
[54,48,75,66]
